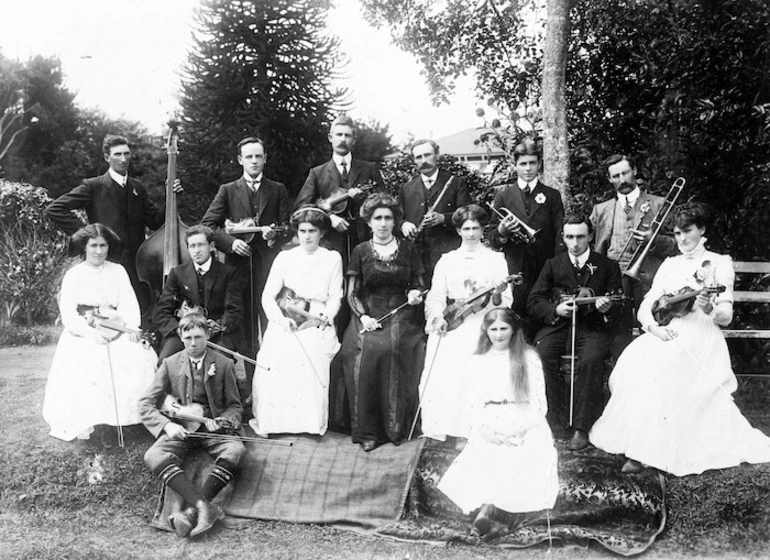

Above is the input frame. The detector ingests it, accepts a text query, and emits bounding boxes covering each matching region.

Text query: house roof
[434,127,506,157]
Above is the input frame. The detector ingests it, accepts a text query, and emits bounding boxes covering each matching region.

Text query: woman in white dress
[590,203,770,475]
[250,207,343,437]
[419,204,513,441]
[438,308,559,535]
[43,223,157,443]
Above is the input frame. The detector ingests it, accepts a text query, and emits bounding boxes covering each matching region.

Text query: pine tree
[179,0,348,218]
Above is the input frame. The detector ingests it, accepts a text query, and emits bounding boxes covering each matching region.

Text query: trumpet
[623,177,686,279]
[487,202,541,243]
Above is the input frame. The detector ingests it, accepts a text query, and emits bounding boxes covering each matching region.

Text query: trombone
[487,202,541,243]
[622,177,686,279]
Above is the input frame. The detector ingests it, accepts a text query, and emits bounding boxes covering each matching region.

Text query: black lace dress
[341,239,427,445]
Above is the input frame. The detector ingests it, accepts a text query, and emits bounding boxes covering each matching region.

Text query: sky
[0,0,483,144]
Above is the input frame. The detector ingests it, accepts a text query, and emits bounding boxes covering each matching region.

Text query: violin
[174,300,225,336]
[651,285,726,326]
[316,182,375,214]
[275,286,330,330]
[224,218,288,244]
[160,394,237,433]
[77,304,157,347]
[442,273,524,332]
[553,287,627,306]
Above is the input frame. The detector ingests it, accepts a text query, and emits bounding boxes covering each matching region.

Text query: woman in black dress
[341,193,427,451]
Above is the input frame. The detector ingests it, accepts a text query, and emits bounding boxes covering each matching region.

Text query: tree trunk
[541,0,572,207]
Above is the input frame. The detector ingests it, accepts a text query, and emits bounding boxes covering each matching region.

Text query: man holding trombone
[590,154,680,354]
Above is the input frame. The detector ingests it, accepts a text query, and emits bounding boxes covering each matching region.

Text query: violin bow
[569,303,577,428]
[104,343,125,448]
[291,331,327,389]
[359,289,429,334]
[408,334,443,440]
[206,341,270,370]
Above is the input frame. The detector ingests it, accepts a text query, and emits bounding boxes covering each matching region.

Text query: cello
[135,119,190,314]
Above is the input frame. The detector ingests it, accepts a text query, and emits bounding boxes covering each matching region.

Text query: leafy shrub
[0,179,70,327]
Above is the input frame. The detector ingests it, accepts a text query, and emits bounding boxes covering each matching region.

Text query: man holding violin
[589,154,678,354]
[399,138,472,284]
[528,214,622,451]
[293,114,385,268]
[153,225,246,365]
[201,137,290,361]
[140,313,245,539]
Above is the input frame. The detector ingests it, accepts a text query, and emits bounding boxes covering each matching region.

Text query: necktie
[574,257,582,270]
[624,198,632,214]
[522,185,532,213]
[424,177,434,190]
[197,268,206,306]
[341,161,349,182]
[523,185,531,196]
[191,359,201,371]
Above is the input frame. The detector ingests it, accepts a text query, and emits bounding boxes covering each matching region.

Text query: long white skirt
[251,323,340,437]
[590,312,770,476]
[42,331,157,440]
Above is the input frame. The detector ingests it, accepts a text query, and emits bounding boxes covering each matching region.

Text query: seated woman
[250,207,343,437]
[341,193,426,452]
[420,204,513,442]
[590,203,770,475]
[43,223,157,444]
[438,308,558,536]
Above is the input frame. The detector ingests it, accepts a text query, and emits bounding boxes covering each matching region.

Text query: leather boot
[190,499,224,538]
[169,507,197,538]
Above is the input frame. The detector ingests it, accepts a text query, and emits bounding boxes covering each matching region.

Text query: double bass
[135,119,190,314]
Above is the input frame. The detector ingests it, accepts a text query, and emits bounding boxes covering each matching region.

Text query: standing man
[293,114,385,268]
[153,225,245,363]
[527,214,622,450]
[201,137,290,360]
[488,139,564,324]
[46,134,182,317]
[589,154,678,353]
[399,139,472,284]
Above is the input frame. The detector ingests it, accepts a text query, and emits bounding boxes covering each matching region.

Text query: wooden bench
[724,261,770,378]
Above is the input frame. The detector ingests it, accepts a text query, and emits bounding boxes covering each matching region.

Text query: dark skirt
[341,290,426,444]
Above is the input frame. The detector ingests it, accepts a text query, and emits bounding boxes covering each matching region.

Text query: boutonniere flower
[207,363,216,377]
[132,188,139,196]
[640,201,651,213]
[534,192,546,204]
[585,262,597,276]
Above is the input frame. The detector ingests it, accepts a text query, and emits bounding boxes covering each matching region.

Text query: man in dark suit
[46,134,181,317]
[293,114,385,268]
[488,139,564,324]
[590,154,678,355]
[399,138,472,284]
[528,214,622,450]
[201,137,290,358]
[153,225,245,364]
[140,313,245,539]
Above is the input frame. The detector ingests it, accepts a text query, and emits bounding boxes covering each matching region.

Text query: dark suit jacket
[589,190,678,293]
[398,171,472,279]
[527,250,622,340]
[46,171,164,272]
[293,158,385,258]
[139,349,242,438]
[153,259,245,339]
[201,176,290,261]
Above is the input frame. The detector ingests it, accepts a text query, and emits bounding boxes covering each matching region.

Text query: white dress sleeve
[113,264,141,329]
[59,266,93,338]
[526,350,548,417]
[709,254,735,326]
[637,256,674,329]
[321,251,343,320]
[262,251,288,324]
[425,255,450,325]
[492,251,513,309]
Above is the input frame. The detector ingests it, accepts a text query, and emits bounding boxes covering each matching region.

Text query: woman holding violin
[339,193,427,452]
[419,204,513,442]
[43,223,157,444]
[250,207,343,437]
[590,203,770,475]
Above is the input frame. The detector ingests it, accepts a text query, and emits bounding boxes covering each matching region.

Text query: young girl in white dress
[43,223,157,443]
[438,308,559,535]
[590,203,770,475]
[420,205,512,441]
[250,207,343,437]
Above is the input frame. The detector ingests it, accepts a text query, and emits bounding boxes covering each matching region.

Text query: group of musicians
[41,114,770,538]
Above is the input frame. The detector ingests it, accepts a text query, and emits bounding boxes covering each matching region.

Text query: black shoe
[361,440,379,452]
[568,429,589,451]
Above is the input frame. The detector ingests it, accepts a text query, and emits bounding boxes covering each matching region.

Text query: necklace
[372,236,395,245]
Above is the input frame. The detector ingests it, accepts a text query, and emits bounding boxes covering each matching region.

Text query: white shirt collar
[195,257,213,274]
[333,153,352,168]
[421,169,439,185]
[190,352,207,367]
[244,173,263,184]
[517,178,538,190]
[571,249,591,267]
[109,168,128,187]
[617,186,641,207]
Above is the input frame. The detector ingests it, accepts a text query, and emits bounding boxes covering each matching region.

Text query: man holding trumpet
[488,139,565,329]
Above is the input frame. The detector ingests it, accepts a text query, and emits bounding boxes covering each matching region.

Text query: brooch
[534,192,546,204]
[207,363,216,377]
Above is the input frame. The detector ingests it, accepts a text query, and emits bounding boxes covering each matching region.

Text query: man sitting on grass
[139,313,245,538]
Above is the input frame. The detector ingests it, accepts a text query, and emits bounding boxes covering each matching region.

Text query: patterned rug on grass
[151,430,426,531]
[374,439,666,556]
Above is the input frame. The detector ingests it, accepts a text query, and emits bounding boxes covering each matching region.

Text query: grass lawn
[1,345,769,559]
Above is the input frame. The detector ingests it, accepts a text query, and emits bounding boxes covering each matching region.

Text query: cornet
[487,202,541,243]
